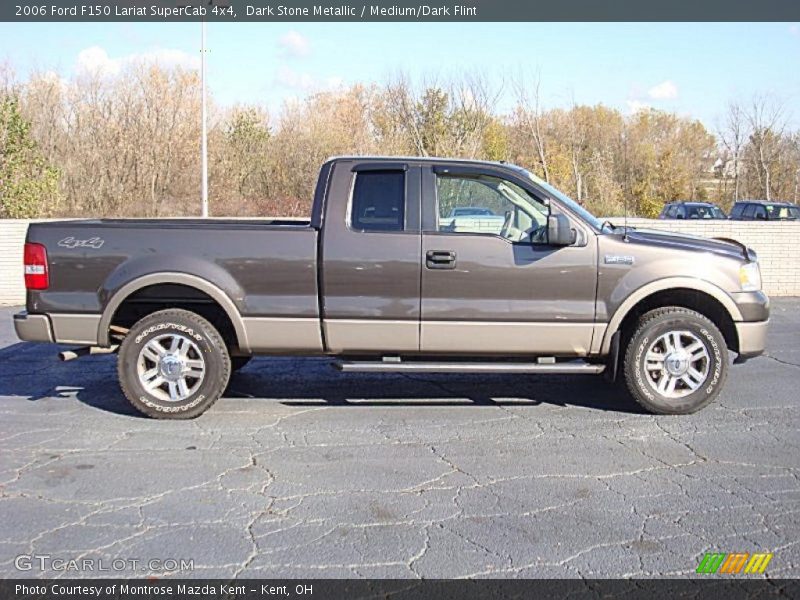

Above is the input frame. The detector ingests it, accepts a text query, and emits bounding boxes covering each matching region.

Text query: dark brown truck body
[13,156,770,417]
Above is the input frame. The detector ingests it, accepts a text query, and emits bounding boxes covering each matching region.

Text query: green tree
[0,96,60,218]
[223,107,271,198]
[481,118,508,161]
[416,87,450,156]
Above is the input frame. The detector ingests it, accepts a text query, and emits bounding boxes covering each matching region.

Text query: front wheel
[117,308,231,419]
[623,307,728,414]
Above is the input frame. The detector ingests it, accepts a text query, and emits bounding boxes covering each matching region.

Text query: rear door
[320,160,422,353]
[419,165,598,356]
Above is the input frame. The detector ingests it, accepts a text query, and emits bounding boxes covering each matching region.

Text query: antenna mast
[200,18,208,218]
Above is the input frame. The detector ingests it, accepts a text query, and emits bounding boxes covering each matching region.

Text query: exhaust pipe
[59,345,119,362]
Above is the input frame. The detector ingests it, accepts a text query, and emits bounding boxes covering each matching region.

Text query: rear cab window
[350,171,405,232]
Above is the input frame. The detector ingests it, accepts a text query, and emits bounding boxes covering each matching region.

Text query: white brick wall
[1,218,798,306]
[0,220,37,306]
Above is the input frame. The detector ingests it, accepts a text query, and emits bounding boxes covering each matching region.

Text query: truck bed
[25,219,320,324]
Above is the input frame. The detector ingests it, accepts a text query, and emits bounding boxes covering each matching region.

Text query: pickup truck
[14,156,769,418]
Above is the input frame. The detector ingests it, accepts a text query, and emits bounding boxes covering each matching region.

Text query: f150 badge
[58,236,105,249]
[604,254,635,265]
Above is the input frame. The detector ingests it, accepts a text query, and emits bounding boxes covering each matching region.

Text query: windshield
[513,167,604,230]
[687,205,727,219]
[766,204,800,220]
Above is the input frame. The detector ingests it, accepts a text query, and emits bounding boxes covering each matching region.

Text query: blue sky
[1,22,798,127]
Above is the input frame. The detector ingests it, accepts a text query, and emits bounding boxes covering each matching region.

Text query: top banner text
[4,0,800,22]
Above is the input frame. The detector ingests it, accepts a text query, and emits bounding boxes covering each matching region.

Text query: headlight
[739,262,761,291]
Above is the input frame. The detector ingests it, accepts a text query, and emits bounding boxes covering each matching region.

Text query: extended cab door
[320,160,422,353]
[419,165,598,356]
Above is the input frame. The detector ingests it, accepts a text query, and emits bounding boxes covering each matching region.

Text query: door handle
[426,250,457,270]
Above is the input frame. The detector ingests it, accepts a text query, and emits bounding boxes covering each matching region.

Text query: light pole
[200,19,208,218]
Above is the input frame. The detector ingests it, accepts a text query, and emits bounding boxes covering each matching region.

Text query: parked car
[658,202,727,220]
[14,156,769,418]
[441,206,508,234]
[448,207,495,217]
[729,200,800,221]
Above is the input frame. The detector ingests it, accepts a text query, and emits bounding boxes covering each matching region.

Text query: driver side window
[435,174,548,243]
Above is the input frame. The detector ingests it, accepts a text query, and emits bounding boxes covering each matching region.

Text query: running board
[333,360,605,375]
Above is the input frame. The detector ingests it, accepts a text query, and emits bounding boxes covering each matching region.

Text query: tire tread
[623,306,728,415]
[117,308,230,419]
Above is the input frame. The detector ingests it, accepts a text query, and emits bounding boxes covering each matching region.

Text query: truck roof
[327,155,517,168]
[734,199,798,207]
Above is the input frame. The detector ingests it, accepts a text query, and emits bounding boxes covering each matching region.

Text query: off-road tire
[117,309,231,419]
[623,306,728,415]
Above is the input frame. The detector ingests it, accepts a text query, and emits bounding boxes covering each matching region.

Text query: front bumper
[13,312,54,343]
[729,290,769,361]
[735,320,769,360]
[730,290,770,322]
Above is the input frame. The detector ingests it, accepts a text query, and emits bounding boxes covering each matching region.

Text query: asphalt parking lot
[0,301,798,579]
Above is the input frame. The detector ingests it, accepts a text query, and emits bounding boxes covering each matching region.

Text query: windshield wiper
[601,220,617,232]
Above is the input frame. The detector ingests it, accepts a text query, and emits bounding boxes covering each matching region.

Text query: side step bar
[334,360,605,375]
[59,345,118,362]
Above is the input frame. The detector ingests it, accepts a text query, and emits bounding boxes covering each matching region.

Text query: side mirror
[547,213,576,246]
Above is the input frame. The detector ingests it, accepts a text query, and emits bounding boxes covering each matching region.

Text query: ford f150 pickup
[14,156,770,418]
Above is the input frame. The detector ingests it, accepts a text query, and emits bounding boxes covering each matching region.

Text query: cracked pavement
[0,301,798,579]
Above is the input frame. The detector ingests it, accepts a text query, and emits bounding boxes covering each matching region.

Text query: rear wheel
[623,307,728,414]
[117,309,231,419]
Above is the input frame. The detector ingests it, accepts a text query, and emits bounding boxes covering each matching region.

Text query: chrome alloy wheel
[643,330,710,398]
[136,333,205,402]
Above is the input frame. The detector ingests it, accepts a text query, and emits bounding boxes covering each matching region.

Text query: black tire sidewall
[119,312,228,417]
[626,311,727,414]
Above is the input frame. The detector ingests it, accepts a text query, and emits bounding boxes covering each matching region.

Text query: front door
[420,166,598,356]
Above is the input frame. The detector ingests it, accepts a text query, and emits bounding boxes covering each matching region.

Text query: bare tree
[444,72,504,158]
[744,95,786,201]
[564,95,589,203]
[718,100,748,201]
[512,69,550,182]
[0,60,16,96]
[381,72,430,156]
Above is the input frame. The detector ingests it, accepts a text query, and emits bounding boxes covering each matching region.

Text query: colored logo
[696,552,773,574]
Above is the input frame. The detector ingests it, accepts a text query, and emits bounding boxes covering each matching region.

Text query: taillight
[24,243,49,290]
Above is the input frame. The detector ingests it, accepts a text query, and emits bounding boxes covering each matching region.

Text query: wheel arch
[601,278,742,355]
[98,273,249,351]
